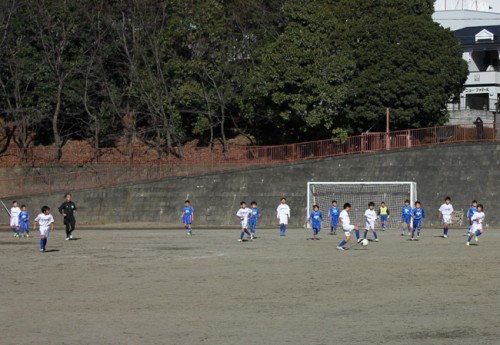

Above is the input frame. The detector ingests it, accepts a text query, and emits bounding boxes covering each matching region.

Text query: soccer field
[1,227,499,345]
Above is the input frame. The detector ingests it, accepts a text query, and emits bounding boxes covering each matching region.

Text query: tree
[245,0,354,143]
[333,0,468,132]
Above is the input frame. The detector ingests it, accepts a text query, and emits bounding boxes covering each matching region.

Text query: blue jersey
[402,205,412,221]
[183,206,194,224]
[249,208,260,224]
[467,206,477,219]
[329,207,340,224]
[310,211,323,228]
[19,211,29,228]
[411,208,425,220]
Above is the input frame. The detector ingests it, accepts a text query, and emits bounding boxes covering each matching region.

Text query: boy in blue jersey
[308,205,324,240]
[18,205,30,238]
[181,200,194,236]
[249,201,260,239]
[466,200,478,235]
[401,200,412,236]
[410,201,425,240]
[329,200,340,235]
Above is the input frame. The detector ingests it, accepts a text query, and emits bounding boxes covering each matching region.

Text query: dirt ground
[1,226,499,345]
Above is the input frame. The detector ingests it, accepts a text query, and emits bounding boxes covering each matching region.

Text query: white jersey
[471,211,485,230]
[364,209,377,223]
[34,213,54,237]
[340,209,355,232]
[277,204,290,224]
[10,206,21,227]
[237,208,252,229]
[438,203,454,215]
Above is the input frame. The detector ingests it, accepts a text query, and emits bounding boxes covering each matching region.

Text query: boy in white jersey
[363,202,379,242]
[33,206,55,252]
[467,204,485,246]
[236,201,253,242]
[10,201,21,238]
[336,203,361,251]
[438,196,454,238]
[277,197,290,236]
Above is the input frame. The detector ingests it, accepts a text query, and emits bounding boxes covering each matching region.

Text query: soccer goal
[307,182,417,229]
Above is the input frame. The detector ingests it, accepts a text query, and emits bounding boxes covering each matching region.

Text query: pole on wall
[386,107,390,150]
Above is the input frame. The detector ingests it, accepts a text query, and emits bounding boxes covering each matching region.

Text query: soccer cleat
[400,233,405,236]
[70,235,73,239]
[40,249,44,252]
[336,246,345,251]
[186,232,191,236]
[443,235,448,238]
[357,238,362,243]
[238,239,243,242]
[475,236,478,242]
[66,237,70,241]
[26,234,30,238]
[375,239,379,242]
[250,234,254,240]
[466,242,470,246]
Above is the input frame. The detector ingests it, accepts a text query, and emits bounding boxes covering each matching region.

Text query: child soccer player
[378,202,390,231]
[467,204,485,246]
[364,202,378,242]
[181,200,194,236]
[467,200,478,235]
[336,203,361,251]
[410,201,425,240]
[236,201,253,242]
[10,201,21,238]
[19,205,30,238]
[401,200,412,236]
[308,205,323,240]
[33,206,54,252]
[438,196,454,238]
[249,201,260,239]
[277,197,290,236]
[329,200,340,235]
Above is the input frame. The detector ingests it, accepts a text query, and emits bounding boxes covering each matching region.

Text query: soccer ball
[361,239,369,247]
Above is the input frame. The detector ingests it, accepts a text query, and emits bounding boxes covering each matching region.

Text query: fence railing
[0,123,498,198]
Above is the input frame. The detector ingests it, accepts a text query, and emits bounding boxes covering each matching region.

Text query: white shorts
[240,218,248,229]
[471,223,482,232]
[343,224,355,236]
[442,214,452,224]
[10,218,19,227]
[39,227,51,238]
[278,215,288,225]
[365,221,375,230]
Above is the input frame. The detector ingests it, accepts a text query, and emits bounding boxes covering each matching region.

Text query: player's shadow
[467,243,479,246]
[44,249,60,253]
[68,238,80,241]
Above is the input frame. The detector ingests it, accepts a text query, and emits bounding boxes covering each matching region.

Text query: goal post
[306,182,417,229]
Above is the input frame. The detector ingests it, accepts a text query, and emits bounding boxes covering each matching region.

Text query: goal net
[307,182,417,229]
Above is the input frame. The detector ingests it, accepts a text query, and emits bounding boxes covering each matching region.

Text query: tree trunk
[53,80,63,161]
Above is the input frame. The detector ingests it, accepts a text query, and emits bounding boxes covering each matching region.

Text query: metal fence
[0,123,498,198]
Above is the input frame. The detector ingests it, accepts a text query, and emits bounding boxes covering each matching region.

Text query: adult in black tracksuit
[59,193,77,240]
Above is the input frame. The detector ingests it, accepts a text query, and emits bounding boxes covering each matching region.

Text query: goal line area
[307,182,417,229]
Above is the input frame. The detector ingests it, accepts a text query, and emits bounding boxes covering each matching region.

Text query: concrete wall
[6,142,500,227]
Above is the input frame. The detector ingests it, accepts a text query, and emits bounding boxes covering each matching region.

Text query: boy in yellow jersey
[378,201,390,231]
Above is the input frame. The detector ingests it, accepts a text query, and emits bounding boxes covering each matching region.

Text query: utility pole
[386,107,390,150]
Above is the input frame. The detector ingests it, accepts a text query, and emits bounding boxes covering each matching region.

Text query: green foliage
[0,0,469,156]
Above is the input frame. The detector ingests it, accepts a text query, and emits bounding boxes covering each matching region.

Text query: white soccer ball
[361,239,369,247]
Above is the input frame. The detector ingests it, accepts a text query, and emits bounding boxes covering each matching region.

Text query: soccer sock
[373,231,378,240]
[244,229,251,236]
[475,230,482,237]
[402,227,405,234]
[363,231,367,239]
[417,229,420,236]
[338,240,347,247]
[40,238,44,249]
[411,229,415,238]
[240,232,244,240]
[467,235,473,242]
[283,225,287,234]
[444,227,448,235]
[355,230,360,240]
[43,238,47,249]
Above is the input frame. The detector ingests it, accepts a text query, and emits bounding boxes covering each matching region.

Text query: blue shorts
[183,216,192,225]
[19,223,29,230]
[331,219,339,227]
[312,223,321,231]
[402,215,411,223]
[413,219,422,229]
[380,215,388,222]
[249,218,257,228]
